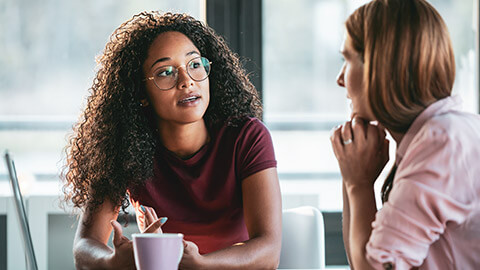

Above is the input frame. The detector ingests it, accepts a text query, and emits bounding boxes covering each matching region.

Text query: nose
[176,66,194,89]
[336,64,345,87]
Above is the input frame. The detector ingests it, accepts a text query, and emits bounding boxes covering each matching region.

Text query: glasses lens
[153,66,177,90]
[187,57,211,81]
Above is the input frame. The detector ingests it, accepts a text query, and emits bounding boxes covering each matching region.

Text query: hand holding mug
[108,220,136,270]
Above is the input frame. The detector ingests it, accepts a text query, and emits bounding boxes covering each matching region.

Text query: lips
[178,94,201,105]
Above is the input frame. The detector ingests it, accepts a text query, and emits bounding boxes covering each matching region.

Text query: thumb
[111,220,124,247]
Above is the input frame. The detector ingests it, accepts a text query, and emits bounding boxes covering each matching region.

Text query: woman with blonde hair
[331,0,480,269]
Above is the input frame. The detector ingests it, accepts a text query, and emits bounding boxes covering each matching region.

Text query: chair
[278,206,325,269]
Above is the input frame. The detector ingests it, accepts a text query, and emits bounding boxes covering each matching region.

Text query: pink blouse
[366,96,480,269]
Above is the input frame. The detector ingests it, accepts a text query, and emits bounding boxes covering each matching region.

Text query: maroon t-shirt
[129,117,277,254]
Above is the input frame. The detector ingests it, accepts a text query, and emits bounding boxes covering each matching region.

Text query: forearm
[342,182,353,267]
[347,184,377,270]
[200,235,280,270]
[73,238,114,270]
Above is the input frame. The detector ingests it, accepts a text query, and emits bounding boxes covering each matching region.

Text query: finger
[137,205,148,229]
[352,116,367,142]
[183,240,199,255]
[111,220,124,247]
[366,123,379,144]
[330,124,342,141]
[330,125,344,158]
[341,121,353,145]
[145,207,155,225]
[376,123,387,142]
[150,207,158,220]
[183,240,189,248]
[143,218,164,234]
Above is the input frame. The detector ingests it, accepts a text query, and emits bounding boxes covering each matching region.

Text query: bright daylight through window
[262,0,478,210]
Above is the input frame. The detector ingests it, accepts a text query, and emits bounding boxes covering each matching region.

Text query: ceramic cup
[132,233,184,270]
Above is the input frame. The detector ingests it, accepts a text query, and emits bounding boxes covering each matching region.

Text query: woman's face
[336,34,374,121]
[142,31,210,126]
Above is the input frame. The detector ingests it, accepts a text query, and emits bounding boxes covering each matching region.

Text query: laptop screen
[4,151,38,270]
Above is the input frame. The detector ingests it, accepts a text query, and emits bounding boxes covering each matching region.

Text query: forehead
[341,33,355,53]
[147,31,199,59]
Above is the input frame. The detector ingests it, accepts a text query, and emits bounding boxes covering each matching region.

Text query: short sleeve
[235,118,277,180]
[366,126,474,269]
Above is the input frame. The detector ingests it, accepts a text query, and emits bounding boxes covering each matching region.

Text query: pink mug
[132,233,184,270]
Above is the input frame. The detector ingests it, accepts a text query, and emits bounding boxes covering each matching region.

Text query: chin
[178,114,205,125]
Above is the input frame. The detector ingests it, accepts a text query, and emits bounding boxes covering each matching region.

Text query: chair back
[278,206,325,269]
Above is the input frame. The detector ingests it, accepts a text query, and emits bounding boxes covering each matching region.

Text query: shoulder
[239,117,269,131]
[236,117,272,141]
[216,117,271,138]
[403,110,480,167]
[397,110,480,199]
[214,117,274,152]
[414,110,480,146]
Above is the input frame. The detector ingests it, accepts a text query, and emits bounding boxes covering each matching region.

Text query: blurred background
[0,0,478,269]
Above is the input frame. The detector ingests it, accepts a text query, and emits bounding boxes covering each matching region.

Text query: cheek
[345,66,363,97]
[201,80,210,103]
[146,91,173,114]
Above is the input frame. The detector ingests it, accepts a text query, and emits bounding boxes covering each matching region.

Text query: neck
[156,119,209,159]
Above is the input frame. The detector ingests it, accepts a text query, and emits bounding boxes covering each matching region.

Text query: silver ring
[343,139,353,145]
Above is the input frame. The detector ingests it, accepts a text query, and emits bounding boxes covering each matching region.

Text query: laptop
[4,150,38,270]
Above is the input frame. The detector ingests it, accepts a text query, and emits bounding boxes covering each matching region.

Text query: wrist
[345,183,375,201]
[103,253,117,270]
[344,181,373,191]
[196,254,209,270]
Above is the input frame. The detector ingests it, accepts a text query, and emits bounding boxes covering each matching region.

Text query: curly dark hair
[62,11,262,215]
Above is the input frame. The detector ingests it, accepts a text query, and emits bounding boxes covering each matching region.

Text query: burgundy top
[129,117,277,254]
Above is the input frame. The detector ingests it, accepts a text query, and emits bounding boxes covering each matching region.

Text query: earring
[140,99,149,107]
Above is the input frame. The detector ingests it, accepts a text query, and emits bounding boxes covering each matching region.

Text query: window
[262,0,478,211]
[0,0,204,182]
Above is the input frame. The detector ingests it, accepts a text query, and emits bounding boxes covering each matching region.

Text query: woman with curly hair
[331,0,480,269]
[63,11,281,269]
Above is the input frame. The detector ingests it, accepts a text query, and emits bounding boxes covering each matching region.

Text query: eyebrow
[150,51,200,68]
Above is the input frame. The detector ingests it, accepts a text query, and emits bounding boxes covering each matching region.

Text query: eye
[188,59,202,69]
[156,66,175,77]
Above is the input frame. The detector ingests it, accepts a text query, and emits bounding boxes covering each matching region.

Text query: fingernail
[330,125,340,135]
[160,217,168,224]
[140,205,146,213]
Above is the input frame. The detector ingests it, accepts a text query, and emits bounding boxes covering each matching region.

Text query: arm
[74,199,165,270]
[180,168,282,270]
[331,118,389,270]
[73,199,133,270]
[366,126,475,268]
[342,181,353,267]
[346,183,377,270]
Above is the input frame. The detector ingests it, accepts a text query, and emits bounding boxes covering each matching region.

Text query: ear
[140,99,149,107]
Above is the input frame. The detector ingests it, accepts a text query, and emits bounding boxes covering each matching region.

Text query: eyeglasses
[145,56,212,90]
